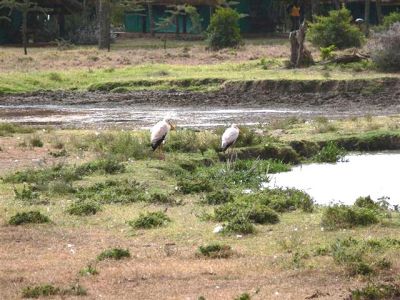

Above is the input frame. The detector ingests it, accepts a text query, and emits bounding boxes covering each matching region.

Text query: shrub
[97,248,131,261]
[9,211,50,225]
[222,216,255,235]
[130,211,171,229]
[197,243,233,258]
[351,283,400,300]
[48,180,75,195]
[0,123,34,136]
[67,201,101,216]
[320,45,336,61]
[321,205,379,230]
[76,158,125,175]
[177,177,213,194]
[234,293,251,300]
[315,142,346,163]
[30,136,44,148]
[354,195,382,210]
[22,285,60,298]
[79,264,99,276]
[369,23,400,72]
[147,192,179,205]
[203,190,234,205]
[308,7,365,49]
[206,7,242,50]
[14,184,40,202]
[383,11,400,29]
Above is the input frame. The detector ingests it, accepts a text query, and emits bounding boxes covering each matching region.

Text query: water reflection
[264,152,400,205]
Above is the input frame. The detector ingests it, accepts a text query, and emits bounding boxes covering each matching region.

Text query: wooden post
[148,3,155,37]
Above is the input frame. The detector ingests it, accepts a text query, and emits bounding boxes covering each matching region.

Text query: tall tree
[0,0,50,55]
[98,0,111,50]
[364,0,371,36]
[376,0,383,25]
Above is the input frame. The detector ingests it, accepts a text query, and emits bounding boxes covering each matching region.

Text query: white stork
[221,124,240,152]
[150,118,176,158]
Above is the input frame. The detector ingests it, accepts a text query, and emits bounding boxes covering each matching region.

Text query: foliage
[369,23,400,72]
[197,243,233,258]
[315,142,346,163]
[129,211,171,229]
[234,293,251,300]
[79,264,99,276]
[48,180,75,195]
[383,11,400,29]
[206,7,242,50]
[351,283,400,300]
[9,211,50,225]
[354,195,382,210]
[222,215,255,235]
[22,285,60,298]
[177,177,213,194]
[308,7,365,49]
[14,184,40,202]
[97,248,131,261]
[320,45,336,61]
[75,158,126,175]
[203,189,234,205]
[147,192,179,205]
[0,123,34,136]
[156,4,202,34]
[321,205,379,230]
[67,201,101,216]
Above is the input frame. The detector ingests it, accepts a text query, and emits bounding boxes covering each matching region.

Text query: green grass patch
[129,211,171,229]
[66,201,101,216]
[197,243,234,259]
[351,283,400,299]
[79,264,99,276]
[97,248,131,261]
[0,123,34,136]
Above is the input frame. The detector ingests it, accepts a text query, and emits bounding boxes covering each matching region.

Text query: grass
[22,284,87,298]
[66,201,101,216]
[197,243,234,259]
[0,123,34,136]
[129,211,171,229]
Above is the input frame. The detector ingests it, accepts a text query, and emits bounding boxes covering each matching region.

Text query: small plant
[48,72,63,82]
[76,158,125,175]
[22,284,59,298]
[0,123,34,136]
[177,177,213,194]
[14,184,40,202]
[321,205,379,230]
[206,7,242,50]
[315,142,346,163]
[49,149,67,157]
[30,136,44,147]
[354,195,382,210]
[97,248,131,261]
[351,283,400,300]
[320,45,336,61]
[197,243,233,259]
[234,293,251,300]
[308,7,365,49]
[48,180,75,195]
[147,192,178,205]
[79,264,99,276]
[9,211,50,225]
[383,11,400,29]
[129,211,171,229]
[67,201,101,216]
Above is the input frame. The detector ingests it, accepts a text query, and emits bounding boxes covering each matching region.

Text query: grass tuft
[129,211,171,229]
[97,248,131,261]
[197,243,234,258]
[9,211,50,225]
[67,201,101,216]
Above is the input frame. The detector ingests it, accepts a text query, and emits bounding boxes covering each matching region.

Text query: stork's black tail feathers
[151,135,166,151]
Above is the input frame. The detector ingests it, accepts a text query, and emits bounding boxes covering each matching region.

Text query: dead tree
[289,22,314,68]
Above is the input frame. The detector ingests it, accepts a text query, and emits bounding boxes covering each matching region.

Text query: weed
[76,158,125,175]
[22,285,59,298]
[14,184,40,202]
[0,123,34,136]
[315,142,346,163]
[197,243,233,258]
[49,149,67,157]
[321,205,379,230]
[234,293,251,300]
[97,248,131,261]
[320,45,336,61]
[79,264,99,276]
[129,211,171,229]
[29,136,44,147]
[177,177,213,194]
[9,211,50,225]
[147,192,179,205]
[48,72,63,81]
[67,201,101,216]
[314,118,337,133]
[48,180,75,195]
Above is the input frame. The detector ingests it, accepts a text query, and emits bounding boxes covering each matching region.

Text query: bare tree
[0,0,50,55]
[98,0,111,50]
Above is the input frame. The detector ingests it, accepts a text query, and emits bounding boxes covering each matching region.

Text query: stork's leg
[160,144,165,160]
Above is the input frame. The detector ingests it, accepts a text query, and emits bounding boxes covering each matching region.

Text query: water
[264,152,400,206]
[0,105,318,128]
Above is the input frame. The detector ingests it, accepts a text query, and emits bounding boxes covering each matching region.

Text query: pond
[264,151,400,206]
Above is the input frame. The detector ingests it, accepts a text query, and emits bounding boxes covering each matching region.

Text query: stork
[150,118,176,159]
[221,124,240,152]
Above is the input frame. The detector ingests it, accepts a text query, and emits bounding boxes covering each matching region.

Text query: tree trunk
[22,11,28,55]
[364,0,371,36]
[376,0,383,25]
[175,15,179,36]
[98,0,111,51]
[311,0,320,21]
[148,3,155,37]
[289,22,314,68]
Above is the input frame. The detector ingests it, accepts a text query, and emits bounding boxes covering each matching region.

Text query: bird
[221,124,240,152]
[150,118,176,159]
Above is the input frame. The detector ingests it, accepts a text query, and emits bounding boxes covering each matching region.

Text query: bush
[206,7,242,50]
[129,211,171,229]
[197,243,233,258]
[354,195,382,210]
[177,177,213,194]
[369,23,400,72]
[9,211,50,225]
[30,136,44,147]
[0,123,34,136]
[203,190,234,205]
[67,201,101,216]
[76,158,125,175]
[22,285,59,298]
[308,7,365,49]
[14,184,40,202]
[351,283,400,300]
[320,45,336,61]
[97,248,131,261]
[383,11,400,29]
[147,192,179,205]
[321,205,379,230]
[79,264,99,276]
[222,216,255,235]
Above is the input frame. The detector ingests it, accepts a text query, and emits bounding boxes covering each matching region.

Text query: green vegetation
[206,7,242,50]
[97,248,131,261]
[67,201,101,216]
[308,7,365,49]
[79,264,99,276]
[9,211,50,225]
[351,283,400,299]
[234,293,251,300]
[383,11,400,29]
[197,243,233,258]
[0,123,34,136]
[22,284,87,298]
[29,136,43,148]
[314,142,346,163]
[129,211,171,229]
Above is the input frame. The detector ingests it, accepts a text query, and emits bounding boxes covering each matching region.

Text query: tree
[157,4,202,36]
[98,0,111,50]
[0,0,50,55]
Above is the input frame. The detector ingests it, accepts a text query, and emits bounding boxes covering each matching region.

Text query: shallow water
[0,105,318,128]
[264,152,400,206]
